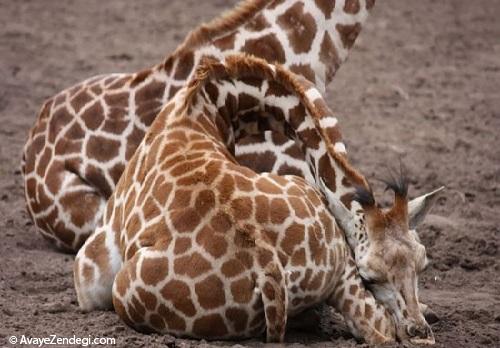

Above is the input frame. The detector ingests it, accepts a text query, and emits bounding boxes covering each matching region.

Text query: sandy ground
[0,0,499,347]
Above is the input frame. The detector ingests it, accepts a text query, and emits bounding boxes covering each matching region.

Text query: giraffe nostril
[419,325,433,339]
[407,324,432,339]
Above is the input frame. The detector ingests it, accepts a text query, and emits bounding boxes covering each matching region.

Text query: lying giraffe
[74,55,437,344]
[22,0,376,251]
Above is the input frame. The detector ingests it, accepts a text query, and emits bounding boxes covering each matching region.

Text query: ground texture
[0,0,499,347]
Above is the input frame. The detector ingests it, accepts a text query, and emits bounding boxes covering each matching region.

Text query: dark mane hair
[381,163,409,197]
[172,0,271,57]
[354,185,376,207]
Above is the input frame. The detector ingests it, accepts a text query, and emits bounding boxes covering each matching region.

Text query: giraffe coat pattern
[74,54,396,343]
[22,0,375,251]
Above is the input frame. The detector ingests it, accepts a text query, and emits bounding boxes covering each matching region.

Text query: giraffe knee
[27,169,106,252]
[112,267,139,328]
[74,230,117,311]
[74,250,107,311]
[111,254,151,330]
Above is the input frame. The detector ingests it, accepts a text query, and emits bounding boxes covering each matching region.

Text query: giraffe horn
[319,179,356,237]
[380,163,410,223]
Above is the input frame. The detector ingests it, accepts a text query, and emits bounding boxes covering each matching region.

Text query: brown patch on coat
[320,31,341,83]
[195,275,226,309]
[196,226,228,258]
[81,101,104,130]
[213,32,237,51]
[277,163,305,178]
[246,14,270,31]
[174,51,195,80]
[71,90,93,113]
[242,33,286,64]
[221,258,246,278]
[211,211,233,233]
[160,280,196,317]
[216,174,236,204]
[255,195,270,223]
[231,197,253,220]
[290,64,316,84]
[226,307,249,332]
[344,0,361,14]
[291,248,306,266]
[130,68,152,87]
[231,276,254,304]
[158,304,187,331]
[48,108,73,143]
[192,313,228,338]
[170,208,201,233]
[169,189,192,210]
[238,151,277,174]
[256,177,282,194]
[314,0,335,19]
[281,223,305,255]
[318,154,336,191]
[137,287,157,311]
[277,2,317,54]
[288,197,309,219]
[173,252,211,277]
[140,257,168,286]
[336,22,362,49]
[174,237,192,254]
[270,198,290,224]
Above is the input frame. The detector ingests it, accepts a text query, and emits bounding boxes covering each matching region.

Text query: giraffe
[22,0,376,252]
[74,54,437,344]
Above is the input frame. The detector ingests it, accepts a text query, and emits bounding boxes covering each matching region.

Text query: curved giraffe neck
[127,0,377,198]
[160,0,375,95]
[179,54,370,208]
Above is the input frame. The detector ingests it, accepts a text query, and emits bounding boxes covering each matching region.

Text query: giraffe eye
[362,276,382,286]
[358,268,383,286]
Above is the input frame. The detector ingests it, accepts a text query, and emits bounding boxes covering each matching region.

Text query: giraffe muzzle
[407,323,435,345]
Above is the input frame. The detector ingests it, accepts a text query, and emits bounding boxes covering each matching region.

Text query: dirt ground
[0,0,499,347]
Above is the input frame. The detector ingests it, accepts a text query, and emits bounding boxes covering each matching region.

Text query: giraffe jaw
[410,336,436,345]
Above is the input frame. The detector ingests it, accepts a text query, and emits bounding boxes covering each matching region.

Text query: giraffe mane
[183,53,370,192]
[172,0,272,58]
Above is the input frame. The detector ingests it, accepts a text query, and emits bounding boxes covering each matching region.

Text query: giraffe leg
[111,251,148,331]
[256,248,288,343]
[326,259,396,344]
[25,167,106,252]
[111,247,176,334]
[74,223,122,311]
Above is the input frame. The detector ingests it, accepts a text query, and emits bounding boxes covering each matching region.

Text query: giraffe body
[22,0,375,251]
[75,55,395,343]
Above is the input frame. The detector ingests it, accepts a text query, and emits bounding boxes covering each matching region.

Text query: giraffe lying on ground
[74,54,437,344]
[22,0,376,252]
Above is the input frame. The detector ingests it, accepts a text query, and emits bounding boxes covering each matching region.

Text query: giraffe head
[321,171,443,345]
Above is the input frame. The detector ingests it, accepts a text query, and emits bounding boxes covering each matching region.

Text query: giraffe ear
[319,179,355,236]
[408,187,445,229]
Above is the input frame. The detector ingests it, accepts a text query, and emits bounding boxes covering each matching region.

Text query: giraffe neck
[182,54,369,209]
[139,0,377,208]
[329,248,396,343]
[160,0,375,97]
